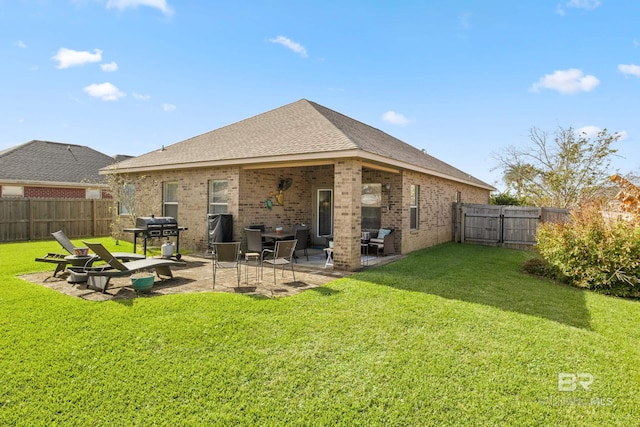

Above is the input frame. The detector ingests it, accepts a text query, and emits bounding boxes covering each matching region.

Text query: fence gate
[456,204,568,249]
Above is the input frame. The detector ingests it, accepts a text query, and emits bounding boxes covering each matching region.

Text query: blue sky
[2,0,639,190]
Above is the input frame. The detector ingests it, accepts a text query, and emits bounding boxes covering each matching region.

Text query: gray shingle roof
[106,99,493,189]
[0,140,116,185]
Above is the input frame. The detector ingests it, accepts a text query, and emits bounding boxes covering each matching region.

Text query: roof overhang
[101,149,495,191]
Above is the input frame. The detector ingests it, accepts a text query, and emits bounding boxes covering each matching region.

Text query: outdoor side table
[360,242,369,266]
[64,255,95,283]
[64,254,96,267]
[323,247,334,268]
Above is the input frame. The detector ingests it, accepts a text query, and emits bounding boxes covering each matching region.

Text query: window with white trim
[119,183,135,215]
[208,180,228,214]
[163,181,178,219]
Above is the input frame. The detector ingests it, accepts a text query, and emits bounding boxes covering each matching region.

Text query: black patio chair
[261,239,298,286]
[212,242,241,288]
[293,227,310,262]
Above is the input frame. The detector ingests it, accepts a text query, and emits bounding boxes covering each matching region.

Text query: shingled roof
[106,99,493,190]
[0,140,115,185]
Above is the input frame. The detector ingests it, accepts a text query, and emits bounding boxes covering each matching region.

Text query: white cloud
[566,0,601,10]
[101,61,118,72]
[577,125,601,138]
[53,48,102,69]
[530,68,600,94]
[382,111,410,126]
[133,92,151,100]
[106,0,173,15]
[616,130,629,141]
[577,126,628,141]
[162,103,176,112]
[15,40,27,48]
[269,36,308,58]
[557,0,601,14]
[618,64,640,77]
[83,82,126,101]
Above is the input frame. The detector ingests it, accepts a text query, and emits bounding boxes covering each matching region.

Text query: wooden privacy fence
[0,198,114,242]
[453,204,570,249]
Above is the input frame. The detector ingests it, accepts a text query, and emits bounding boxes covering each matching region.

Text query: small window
[410,185,419,229]
[2,185,24,197]
[119,183,135,215]
[208,180,228,214]
[86,188,101,199]
[362,183,382,230]
[163,181,178,219]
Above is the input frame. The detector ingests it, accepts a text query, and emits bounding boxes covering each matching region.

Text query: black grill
[127,216,186,259]
[136,216,179,237]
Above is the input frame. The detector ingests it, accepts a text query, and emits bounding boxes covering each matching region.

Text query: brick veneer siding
[115,162,489,270]
[333,159,363,270]
[362,167,403,253]
[400,170,489,253]
[114,168,240,251]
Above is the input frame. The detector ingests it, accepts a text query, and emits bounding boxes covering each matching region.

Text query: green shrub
[536,205,640,298]
[490,191,525,206]
[522,257,562,280]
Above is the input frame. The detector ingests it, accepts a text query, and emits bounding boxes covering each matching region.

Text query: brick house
[103,99,494,271]
[0,140,121,199]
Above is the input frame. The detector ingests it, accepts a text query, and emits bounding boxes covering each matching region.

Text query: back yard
[1,240,638,426]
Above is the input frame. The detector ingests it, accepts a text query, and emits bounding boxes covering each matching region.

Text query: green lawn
[1,239,639,426]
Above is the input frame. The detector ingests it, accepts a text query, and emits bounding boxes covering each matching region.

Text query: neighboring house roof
[104,99,494,190]
[0,140,116,186]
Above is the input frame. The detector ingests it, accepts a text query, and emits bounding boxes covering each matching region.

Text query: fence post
[92,199,97,237]
[28,198,33,241]
[499,206,504,246]
[460,205,466,243]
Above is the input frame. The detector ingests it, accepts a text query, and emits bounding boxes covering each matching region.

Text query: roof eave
[101,150,495,191]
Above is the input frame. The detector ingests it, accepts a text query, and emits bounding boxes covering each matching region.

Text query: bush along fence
[452,203,569,249]
[0,198,114,242]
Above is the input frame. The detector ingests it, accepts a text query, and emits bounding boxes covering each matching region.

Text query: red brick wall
[24,187,86,198]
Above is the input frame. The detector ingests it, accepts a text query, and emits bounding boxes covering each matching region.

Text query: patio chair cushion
[376,228,392,239]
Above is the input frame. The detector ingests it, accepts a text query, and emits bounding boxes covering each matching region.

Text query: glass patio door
[316,189,333,239]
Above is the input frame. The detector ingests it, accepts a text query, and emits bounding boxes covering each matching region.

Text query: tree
[104,170,159,242]
[490,191,525,206]
[611,174,640,219]
[493,126,619,209]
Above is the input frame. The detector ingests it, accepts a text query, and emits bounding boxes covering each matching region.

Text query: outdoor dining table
[262,231,295,240]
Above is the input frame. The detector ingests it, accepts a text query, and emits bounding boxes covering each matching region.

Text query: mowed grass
[1,239,639,426]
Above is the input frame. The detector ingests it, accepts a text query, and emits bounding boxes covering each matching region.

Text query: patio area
[22,248,401,302]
